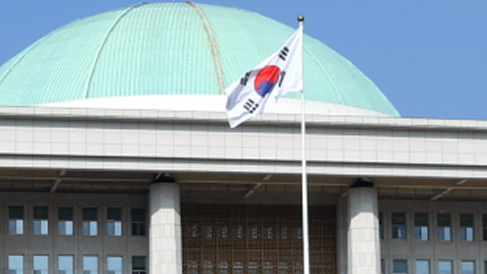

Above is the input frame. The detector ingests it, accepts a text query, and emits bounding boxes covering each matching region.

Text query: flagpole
[297,15,310,274]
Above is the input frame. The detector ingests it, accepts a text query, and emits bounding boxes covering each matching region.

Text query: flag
[225,25,303,128]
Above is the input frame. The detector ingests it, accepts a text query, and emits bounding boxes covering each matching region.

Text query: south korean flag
[225,25,303,128]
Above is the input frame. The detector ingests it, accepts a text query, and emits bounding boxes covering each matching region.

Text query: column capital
[351,178,373,188]
[152,174,176,184]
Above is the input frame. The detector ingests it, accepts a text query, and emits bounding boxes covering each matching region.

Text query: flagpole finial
[297,15,305,22]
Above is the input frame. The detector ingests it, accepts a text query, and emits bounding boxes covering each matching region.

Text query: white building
[0,2,485,274]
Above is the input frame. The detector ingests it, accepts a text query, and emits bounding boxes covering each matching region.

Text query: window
[131,208,146,236]
[9,205,23,235]
[437,213,451,241]
[132,256,147,274]
[379,212,384,239]
[416,260,430,274]
[33,206,49,235]
[83,256,98,274]
[33,255,48,274]
[393,259,408,274]
[59,207,74,236]
[483,214,487,241]
[380,259,385,274]
[415,213,429,241]
[9,255,23,274]
[439,260,453,274]
[107,208,122,236]
[83,207,98,236]
[392,212,407,240]
[462,261,475,274]
[460,214,474,242]
[107,256,123,274]
[59,255,74,274]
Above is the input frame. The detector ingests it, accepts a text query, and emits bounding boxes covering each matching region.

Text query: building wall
[0,192,148,273]
[380,199,487,274]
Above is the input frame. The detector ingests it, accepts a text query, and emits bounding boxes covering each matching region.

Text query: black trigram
[279,47,289,61]
[240,71,251,86]
[243,99,259,114]
[278,71,286,87]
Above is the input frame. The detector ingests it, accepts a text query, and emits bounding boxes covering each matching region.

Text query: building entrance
[182,204,337,273]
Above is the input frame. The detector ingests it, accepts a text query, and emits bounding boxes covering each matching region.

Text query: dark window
[132,208,146,236]
[393,259,408,274]
[379,212,384,239]
[483,214,487,241]
[132,256,147,274]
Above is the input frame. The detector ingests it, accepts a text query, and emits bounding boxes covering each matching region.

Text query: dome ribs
[304,44,345,105]
[82,3,147,99]
[187,1,225,94]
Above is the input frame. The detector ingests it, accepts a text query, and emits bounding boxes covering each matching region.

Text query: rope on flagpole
[297,15,310,274]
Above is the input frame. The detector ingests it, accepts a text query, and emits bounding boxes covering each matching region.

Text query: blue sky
[1,1,486,119]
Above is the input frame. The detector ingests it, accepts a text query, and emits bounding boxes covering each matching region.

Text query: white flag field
[225,25,303,128]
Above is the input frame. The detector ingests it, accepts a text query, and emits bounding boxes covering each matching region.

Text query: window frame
[33,205,49,236]
[83,255,99,274]
[437,213,452,241]
[132,256,147,274]
[379,211,384,240]
[58,255,74,274]
[107,207,123,237]
[393,259,408,274]
[131,208,146,236]
[33,255,49,274]
[391,212,407,240]
[438,260,453,274]
[83,207,98,236]
[8,255,24,274]
[461,260,475,274]
[58,207,74,236]
[414,212,429,241]
[460,213,474,242]
[415,259,430,274]
[107,256,123,274]
[8,205,24,235]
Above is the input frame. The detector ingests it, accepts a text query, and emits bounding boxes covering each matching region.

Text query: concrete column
[149,182,182,274]
[347,182,380,274]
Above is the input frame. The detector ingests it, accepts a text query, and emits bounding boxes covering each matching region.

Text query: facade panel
[181,204,337,274]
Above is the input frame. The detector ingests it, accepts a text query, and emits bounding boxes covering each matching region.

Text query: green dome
[0,2,399,117]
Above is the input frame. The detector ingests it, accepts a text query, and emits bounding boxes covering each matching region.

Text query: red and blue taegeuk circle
[254,65,280,97]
